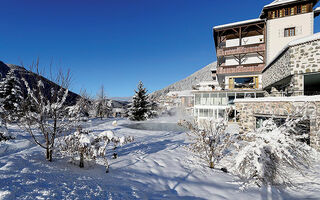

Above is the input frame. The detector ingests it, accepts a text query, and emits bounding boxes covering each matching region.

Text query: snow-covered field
[1,118,320,200]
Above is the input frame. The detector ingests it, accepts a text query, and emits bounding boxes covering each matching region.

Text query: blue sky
[1,0,319,97]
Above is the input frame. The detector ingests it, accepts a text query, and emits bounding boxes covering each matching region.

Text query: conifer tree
[0,69,24,122]
[95,85,112,119]
[129,81,149,121]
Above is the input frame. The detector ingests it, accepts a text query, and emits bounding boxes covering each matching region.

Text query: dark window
[234,77,254,89]
[297,5,301,14]
[285,8,289,15]
[284,27,295,37]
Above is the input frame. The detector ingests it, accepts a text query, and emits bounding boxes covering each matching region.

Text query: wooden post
[239,27,242,46]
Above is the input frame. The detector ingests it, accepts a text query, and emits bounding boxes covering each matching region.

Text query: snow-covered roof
[263,32,320,72]
[234,95,320,103]
[315,7,320,14]
[167,90,193,97]
[213,18,264,30]
[263,0,298,9]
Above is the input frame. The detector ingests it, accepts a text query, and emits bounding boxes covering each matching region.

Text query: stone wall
[262,39,320,90]
[235,97,320,150]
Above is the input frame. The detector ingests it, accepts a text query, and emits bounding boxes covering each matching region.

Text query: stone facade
[262,39,320,91]
[235,97,320,150]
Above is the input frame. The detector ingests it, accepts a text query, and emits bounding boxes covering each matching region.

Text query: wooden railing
[217,43,265,57]
[217,64,265,74]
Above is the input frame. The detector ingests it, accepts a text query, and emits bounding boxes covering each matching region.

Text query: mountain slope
[0,61,79,105]
[151,61,216,98]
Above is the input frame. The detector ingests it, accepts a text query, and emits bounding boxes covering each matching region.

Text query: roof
[263,32,320,72]
[260,0,319,18]
[167,90,193,97]
[263,0,298,9]
[234,95,320,103]
[213,18,264,30]
[315,7,320,16]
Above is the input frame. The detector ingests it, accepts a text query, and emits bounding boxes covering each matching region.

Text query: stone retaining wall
[235,98,320,150]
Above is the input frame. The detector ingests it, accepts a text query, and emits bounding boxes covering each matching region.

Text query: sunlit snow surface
[0,118,320,199]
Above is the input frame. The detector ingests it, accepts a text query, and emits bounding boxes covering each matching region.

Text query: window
[195,94,201,105]
[234,77,255,89]
[297,5,301,14]
[279,9,283,17]
[291,7,295,15]
[284,27,295,37]
[302,5,307,13]
[285,8,289,16]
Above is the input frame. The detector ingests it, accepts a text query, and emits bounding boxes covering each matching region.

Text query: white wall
[242,54,264,65]
[225,56,239,66]
[241,35,264,46]
[226,38,239,47]
[225,53,263,66]
[226,35,264,48]
[266,12,314,63]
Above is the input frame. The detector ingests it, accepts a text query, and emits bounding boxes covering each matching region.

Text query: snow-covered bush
[68,93,91,122]
[233,117,314,188]
[179,118,236,169]
[57,127,134,172]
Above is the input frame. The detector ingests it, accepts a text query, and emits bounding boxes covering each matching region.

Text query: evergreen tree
[0,69,24,122]
[95,85,112,119]
[129,81,149,121]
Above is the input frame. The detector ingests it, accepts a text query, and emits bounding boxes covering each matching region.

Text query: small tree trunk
[48,149,53,162]
[46,147,50,160]
[209,161,214,169]
[104,158,109,173]
[79,151,84,168]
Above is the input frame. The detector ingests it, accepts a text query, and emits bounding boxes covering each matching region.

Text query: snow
[1,119,320,199]
[167,90,193,97]
[99,130,114,139]
[264,32,320,70]
[263,0,298,9]
[213,18,264,30]
[234,95,320,103]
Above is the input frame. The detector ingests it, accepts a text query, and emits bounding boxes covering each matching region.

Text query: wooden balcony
[217,43,265,57]
[217,63,265,75]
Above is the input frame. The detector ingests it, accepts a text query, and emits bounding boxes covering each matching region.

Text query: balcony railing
[217,43,266,57]
[217,63,265,74]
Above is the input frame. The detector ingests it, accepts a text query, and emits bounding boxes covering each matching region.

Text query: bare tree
[19,59,72,162]
[179,118,235,169]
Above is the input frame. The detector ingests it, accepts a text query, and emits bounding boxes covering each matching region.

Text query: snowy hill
[0,61,80,105]
[151,62,216,98]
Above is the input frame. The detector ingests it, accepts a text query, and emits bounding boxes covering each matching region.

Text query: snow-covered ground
[0,118,320,199]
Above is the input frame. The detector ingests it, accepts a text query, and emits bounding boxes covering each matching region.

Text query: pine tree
[129,81,149,121]
[0,69,24,122]
[95,85,112,119]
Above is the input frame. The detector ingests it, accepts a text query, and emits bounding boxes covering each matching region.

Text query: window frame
[284,27,296,37]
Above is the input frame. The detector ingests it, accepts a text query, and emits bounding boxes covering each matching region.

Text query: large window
[284,27,295,37]
[234,77,255,89]
[229,76,259,90]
